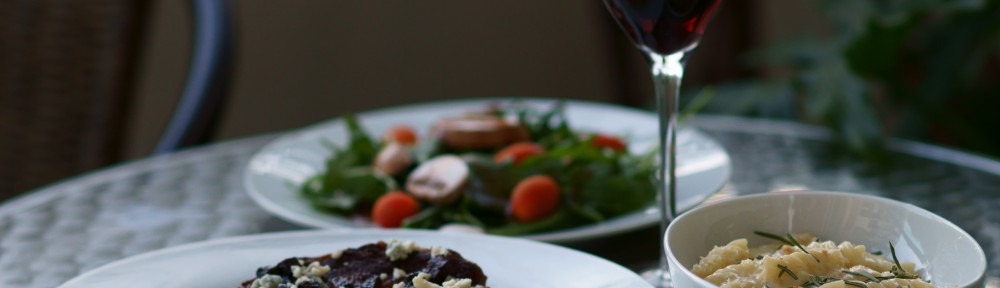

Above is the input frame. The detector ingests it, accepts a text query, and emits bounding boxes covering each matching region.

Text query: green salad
[298,102,657,235]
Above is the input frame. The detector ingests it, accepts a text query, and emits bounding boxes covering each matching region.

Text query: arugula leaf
[486,208,587,235]
[343,115,378,164]
[299,167,395,213]
[503,101,578,146]
[401,196,486,228]
[579,171,655,216]
[297,114,391,214]
[402,206,442,229]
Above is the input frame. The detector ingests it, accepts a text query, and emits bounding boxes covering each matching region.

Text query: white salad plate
[244,98,731,243]
[58,229,653,288]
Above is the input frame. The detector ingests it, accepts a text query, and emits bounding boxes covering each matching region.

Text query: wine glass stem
[651,50,686,275]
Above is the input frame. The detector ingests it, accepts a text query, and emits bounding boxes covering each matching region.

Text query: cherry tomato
[494,142,544,165]
[509,175,561,222]
[385,125,418,145]
[371,191,420,228]
[590,134,627,152]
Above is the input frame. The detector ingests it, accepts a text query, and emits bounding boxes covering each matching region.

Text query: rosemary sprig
[844,280,868,288]
[889,242,904,271]
[799,275,838,287]
[786,232,821,263]
[754,231,793,246]
[777,264,799,280]
[842,270,879,282]
[888,242,919,279]
[799,276,822,287]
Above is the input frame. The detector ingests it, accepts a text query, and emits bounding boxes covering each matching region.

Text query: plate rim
[242,97,732,243]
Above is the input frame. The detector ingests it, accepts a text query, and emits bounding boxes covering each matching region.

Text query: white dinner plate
[243,98,731,243]
[58,229,653,288]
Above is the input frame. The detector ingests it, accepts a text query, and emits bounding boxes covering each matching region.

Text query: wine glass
[601,0,721,287]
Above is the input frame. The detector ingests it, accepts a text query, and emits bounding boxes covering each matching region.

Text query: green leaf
[343,115,378,164]
[302,167,392,213]
[297,115,393,214]
[504,101,577,145]
[579,172,655,216]
[486,208,586,235]
[844,18,912,79]
[402,207,442,229]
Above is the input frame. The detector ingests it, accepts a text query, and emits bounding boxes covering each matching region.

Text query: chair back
[154,0,233,154]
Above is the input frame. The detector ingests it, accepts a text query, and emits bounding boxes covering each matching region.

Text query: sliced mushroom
[405,155,469,206]
[432,114,530,150]
[373,142,412,176]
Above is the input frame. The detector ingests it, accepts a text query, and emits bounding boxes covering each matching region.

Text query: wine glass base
[638,267,672,288]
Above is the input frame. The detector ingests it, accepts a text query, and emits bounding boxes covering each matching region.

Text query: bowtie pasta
[692,232,933,288]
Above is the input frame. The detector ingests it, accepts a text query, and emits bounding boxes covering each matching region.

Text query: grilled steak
[240,240,487,288]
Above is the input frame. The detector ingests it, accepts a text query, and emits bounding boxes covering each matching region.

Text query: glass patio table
[1,115,997,288]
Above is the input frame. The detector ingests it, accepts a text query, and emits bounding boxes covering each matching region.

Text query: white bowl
[665,191,986,288]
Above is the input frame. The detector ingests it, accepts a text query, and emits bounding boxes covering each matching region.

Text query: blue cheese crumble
[411,272,473,288]
[294,275,324,285]
[291,261,330,278]
[386,239,422,261]
[431,246,449,257]
[250,274,284,288]
[393,268,407,280]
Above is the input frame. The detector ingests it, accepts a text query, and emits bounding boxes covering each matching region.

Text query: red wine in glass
[605,0,721,55]
[603,0,721,287]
